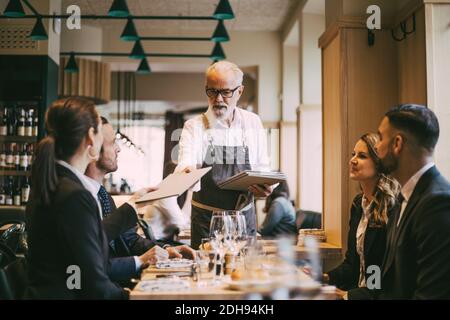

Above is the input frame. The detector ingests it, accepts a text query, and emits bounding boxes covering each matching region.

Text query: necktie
[98,185,112,217]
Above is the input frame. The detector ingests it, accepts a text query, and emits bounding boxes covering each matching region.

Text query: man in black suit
[374,104,450,299]
[85,117,195,283]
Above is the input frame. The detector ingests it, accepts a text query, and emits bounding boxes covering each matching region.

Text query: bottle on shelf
[0,178,5,205]
[21,176,30,205]
[7,106,16,136]
[14,143,20,171]
[25,109,33,137]
[5,143,14,169]
[0,107,7,136]
[33,109,39,137]
[5,176,13,206]
[20,143,28,171]
[0,143,6,169]
[27,143,33,170]
[17,108,26,136]
[13,176,21,206]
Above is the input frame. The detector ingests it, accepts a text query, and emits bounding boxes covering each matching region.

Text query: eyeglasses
[205,86,241,99]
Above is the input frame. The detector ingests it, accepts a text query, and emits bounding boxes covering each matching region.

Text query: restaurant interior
[0,0,449,301]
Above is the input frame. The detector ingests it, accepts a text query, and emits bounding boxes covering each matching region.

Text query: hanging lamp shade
[210,42,226,60]
[136,58,151,74]
[64,52,78,73]
[211,20,229,42]
[30,18,48,41]
[129,40,145,59]
[120,18,138,41]
[213,0,234,20]
[3,0,25,17]
[108,0,129,17]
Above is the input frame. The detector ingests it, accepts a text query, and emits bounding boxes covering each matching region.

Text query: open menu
[136,167,211,204]
[218,170,286,192]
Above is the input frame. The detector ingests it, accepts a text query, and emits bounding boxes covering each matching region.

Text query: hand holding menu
[218,170,286,192]
[136,167,211,204]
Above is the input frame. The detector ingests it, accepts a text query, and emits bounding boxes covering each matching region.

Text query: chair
[0,256,27,300]
[296,210,322,230]
[0,221,27,255]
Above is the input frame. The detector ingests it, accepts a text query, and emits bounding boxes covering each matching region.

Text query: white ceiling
[60,0,298,32]
[303,0,325,15]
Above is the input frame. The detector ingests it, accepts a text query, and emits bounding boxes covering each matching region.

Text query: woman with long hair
[325,133,400,299]
[259,180,297,238]
[25,97,128,299]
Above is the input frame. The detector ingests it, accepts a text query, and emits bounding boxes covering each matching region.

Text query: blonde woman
[325,133,400,300]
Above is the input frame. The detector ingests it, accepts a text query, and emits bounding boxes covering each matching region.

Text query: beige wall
[282,45,299,122]
[61,25,103,62]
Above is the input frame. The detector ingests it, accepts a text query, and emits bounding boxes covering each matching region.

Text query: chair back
[0,257,27,300]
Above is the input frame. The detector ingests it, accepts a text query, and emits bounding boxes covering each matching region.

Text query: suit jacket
[25,165,128,299]
[328,193,394,299]
[380,166,450,299]
[102,193,158,282]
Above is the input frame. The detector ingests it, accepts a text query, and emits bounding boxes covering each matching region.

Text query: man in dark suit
[85,117,195,283]
[374,104,450,299]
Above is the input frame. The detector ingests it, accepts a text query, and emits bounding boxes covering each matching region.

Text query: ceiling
[61,0,299,32]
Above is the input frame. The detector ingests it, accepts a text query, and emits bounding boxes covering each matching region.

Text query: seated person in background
[85,117,195,284]
[324,133,400,300]
[141,161,192,242]
[258,181,297,239]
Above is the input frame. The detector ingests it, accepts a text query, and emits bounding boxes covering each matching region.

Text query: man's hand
[335,288,347,300]
[129,186,158,203]
[165,245,197,260]
[139,245,169,267]
[182,166,197,174]
[248,184,272,197]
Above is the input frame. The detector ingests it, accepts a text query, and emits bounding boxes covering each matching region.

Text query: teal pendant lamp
[64,52,79,73]
[129,40,145,59]
[136,59,151,74]
[210,43,226,60]
[3,0,25,17]
[213,0,234,20]
[211,20,229,42]
[120,18,139,41]
[30,18,48,41]
[108,0,129,17]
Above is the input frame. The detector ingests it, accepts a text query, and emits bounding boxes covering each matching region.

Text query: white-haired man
[177,61,272,249]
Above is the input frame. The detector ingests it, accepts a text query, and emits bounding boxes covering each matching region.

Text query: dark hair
[100,116,109,125]
[264,180,290,213]
[385,104,439,151]
[32,97,100,205]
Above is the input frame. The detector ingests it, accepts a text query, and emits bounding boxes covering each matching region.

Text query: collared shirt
[356,195,373,288]
[176,107,271,191]
[397,162,435,226]
[56,160,103,218]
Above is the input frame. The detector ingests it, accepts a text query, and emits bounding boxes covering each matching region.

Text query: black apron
[190,114,256,249]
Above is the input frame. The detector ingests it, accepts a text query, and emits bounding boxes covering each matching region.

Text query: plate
[225,279,275,291]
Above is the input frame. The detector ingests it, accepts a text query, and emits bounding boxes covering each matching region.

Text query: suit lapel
[382,166,438,276]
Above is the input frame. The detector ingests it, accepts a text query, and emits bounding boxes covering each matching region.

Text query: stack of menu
[218,170,287,192]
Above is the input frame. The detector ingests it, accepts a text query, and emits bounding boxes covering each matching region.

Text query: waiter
[177,61,272,249]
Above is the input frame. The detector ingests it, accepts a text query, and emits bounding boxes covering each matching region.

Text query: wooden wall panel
[322,33,343,247]
[397,6,427,104]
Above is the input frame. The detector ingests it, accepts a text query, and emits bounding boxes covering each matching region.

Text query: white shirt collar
[56,160,100,200]
[204,106,243,129]
[401,162,435,202]
[84,175,102,195]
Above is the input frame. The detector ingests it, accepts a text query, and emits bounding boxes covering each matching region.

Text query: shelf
[0,136,38,143]
[0,170,31,176]
[0,205,26,211]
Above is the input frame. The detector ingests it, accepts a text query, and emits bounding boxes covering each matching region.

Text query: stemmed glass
[209,211,233,282]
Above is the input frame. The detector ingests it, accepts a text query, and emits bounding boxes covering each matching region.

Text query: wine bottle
[21,176,30,205]
[17,108,25,136]
[14,143,20,171]
[20,143,28,171]
[5,143,13,169]
[0,107,7,136]
[33,110,38,137]
[0,143,6,168]
[7,106,16,136]
[0,178,5,205]
[25,109,33,136]
[13,177,21,206]
[5,176,13,205]
[27,143,33,170]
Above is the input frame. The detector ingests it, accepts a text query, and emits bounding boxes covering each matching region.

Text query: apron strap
[192,199,253,213]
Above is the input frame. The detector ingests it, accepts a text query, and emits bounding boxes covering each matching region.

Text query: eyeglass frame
[205,85,242,99]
